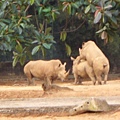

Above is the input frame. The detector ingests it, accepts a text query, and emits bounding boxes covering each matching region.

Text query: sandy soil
[0,111,120,120]
[0,75,120,120]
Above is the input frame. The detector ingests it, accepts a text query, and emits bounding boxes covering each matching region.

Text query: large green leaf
[65,43,71,56]
[63,3,68,12]
[50,40,56,44]
[34,30,40,36]
[30,0,35,5]
[45,27,52,34]
[0,22,6,27]
[71,2,79,9]
[20,23,25,28]
[104,11,112,17]
[110,16,117,25]
[0,11,4,18]
[104,5,112,10]
[32,45,40,55]
[44,35,54,41]
[38,7,43,15]
[42,7,51,12]
[43,0,48,4]
[15,43,23,53]
[68,4,71,15]
[12,56,19,67]
[52,11,55,20]
[1,1,7,10]
[41,46,46,57]
[96,26,107,34]
[20,55,26,65]
[32,40,38,44]
[85,5,91,14]
[18,26,22,34]
[35,0,40,5]
[60,31,67,41]
[11,4,17,13]
[43,43,52,49]
[5,35,10,42]
[1,19,10,24]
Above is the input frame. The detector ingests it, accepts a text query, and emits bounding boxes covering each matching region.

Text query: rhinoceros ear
[70,57,75,61]
[63,62,66,66]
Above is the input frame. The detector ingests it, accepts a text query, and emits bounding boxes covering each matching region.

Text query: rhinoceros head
[56,62,69,81]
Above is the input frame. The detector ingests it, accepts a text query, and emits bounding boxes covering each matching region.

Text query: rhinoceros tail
[103,64,107,68]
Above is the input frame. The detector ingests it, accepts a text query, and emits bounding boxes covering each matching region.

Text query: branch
[66,19,86,33]
[25,5,30,13]
[34,6,40,31]
[54,19,86,34]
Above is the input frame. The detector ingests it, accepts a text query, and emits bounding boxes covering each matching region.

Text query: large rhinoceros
[24,59,69,85]
[79,40,110,85]
[71,56,96,85]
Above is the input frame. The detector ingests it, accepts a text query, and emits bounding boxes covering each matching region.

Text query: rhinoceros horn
[65,69,70,78]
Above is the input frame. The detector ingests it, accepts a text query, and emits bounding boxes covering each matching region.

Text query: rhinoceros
[79,40,110,85]
[24,59,69,85]
[71,56,96,85]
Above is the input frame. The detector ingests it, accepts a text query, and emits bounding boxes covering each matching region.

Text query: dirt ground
[0,74,120,120]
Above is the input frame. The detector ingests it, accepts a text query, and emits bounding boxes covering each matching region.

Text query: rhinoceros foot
[69,97,112,116]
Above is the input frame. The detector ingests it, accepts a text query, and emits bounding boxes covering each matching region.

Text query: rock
[69,97,113,116]
[42,82,73,91]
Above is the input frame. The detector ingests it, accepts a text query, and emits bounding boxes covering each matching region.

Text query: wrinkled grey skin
[69,98,112,116]
[71,56,96,85]
[79,41,110,85]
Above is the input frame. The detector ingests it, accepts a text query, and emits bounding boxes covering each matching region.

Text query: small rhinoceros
[24,59,69,85]
[71,56,96,85]
[79,40,110,85]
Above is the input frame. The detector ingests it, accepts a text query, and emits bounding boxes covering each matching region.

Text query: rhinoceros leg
[103,74,108,84]
[74,74,81,84]
[42,79,52,91]
[25,71,36,85]
[89,76,96,85]
[28,76,35,85]
[86,71,96,85]
[41,76,52,91]
[46,77,52,86]
[96,75,102,85]
[25,72,33,85]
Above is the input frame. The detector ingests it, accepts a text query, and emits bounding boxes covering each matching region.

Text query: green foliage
[13,42,27,67]
[30,0,35,5]
[65,43,71,56]
[31,24,55,56]
[0,0,56,66]
[0,0,120,70]
[0,0,33,65]
[60,30,67,41]
[93,0,119,43]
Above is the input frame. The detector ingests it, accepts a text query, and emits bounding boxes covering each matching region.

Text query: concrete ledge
[0,96,120,116]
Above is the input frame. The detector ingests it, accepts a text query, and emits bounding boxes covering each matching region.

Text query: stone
[69,97,114,116]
